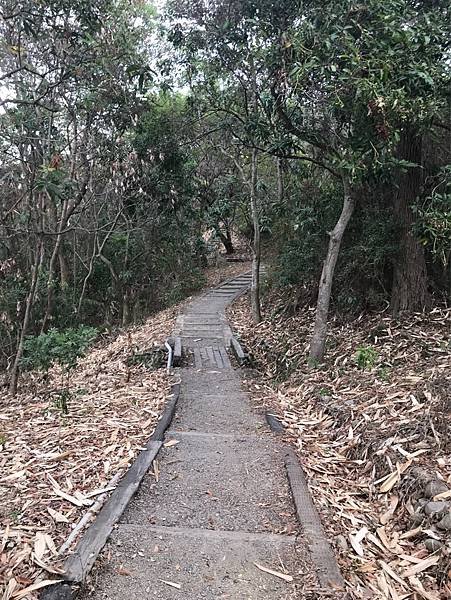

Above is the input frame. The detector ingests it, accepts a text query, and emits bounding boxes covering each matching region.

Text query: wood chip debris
[159,579,182,589]
[253,562,293,582]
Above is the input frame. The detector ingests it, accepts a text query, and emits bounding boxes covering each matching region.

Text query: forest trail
[83,273,312,599]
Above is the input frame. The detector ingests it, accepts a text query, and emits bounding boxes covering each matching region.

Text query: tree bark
[309,178,355,362]
[250,146,262,323]
[40,198,69,333]
[58,247,70,289]
[9,241,43,395]
[217,228,234,255]
[276,157,284,204]
[390,128,430,314]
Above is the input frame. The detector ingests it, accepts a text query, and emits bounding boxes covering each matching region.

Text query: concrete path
[83,274,313,599]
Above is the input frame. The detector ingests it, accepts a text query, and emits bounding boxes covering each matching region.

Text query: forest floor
[0,260,249,600]
[228,291,451,600]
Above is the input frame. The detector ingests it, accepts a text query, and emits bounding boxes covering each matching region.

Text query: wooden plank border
[230,336,247,365]
[41,382,181,599]
[285,448,345,593]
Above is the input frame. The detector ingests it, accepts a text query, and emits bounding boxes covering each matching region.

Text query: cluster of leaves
[355,345,379,370]
[414,166,451,267]
[165,0,450,347]
[21,326,98,372]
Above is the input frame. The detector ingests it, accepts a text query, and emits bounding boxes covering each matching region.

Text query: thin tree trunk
[122,288,131,326]
[390,127,430,314]
[250,146,261,323]
[41,199,68,332]
[9,242,43,395]
[58,246,70,289]
[276,157,284,204]
[309,178,355,362]
[249,56,262,323]
[77,234,97,316]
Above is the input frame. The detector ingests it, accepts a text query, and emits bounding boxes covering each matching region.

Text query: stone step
[121,434,296,533]
[88,525,305,599]
[182,329,223,335]
[181,335,225,341]
[182,324,223,329]
[183,318,223,323]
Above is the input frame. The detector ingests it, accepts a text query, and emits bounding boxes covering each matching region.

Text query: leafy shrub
[50,389,71,414]
[355,345,378,370]
[21,326,98,372]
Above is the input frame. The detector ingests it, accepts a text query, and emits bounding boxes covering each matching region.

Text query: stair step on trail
[83,270,314,599]
[89,526,304,599]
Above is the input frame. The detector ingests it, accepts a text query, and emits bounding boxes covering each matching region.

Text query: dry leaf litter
[228,291,450,600]
[0,260,250,600]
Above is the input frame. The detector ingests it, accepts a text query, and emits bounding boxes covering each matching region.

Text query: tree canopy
[0,0,450,388]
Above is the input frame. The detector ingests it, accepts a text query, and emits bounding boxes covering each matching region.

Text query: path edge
[40,381,181,600]
[284,447,346,593]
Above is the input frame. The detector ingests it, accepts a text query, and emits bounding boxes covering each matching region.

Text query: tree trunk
[122,288,131,326]
[9,242,43,395]
[390,128,430,314]
[276,157,284,204]
[59,246,70,289]
[217,229,234,255]
[309,178,355,363]
[250,147,262,323]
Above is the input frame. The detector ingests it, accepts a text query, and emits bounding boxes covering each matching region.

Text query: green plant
[0,433,6,446]
[355,345,378,370]
[21,326,98,373]
[51,389,71,414]
[377,366,391,381]
[308,356,320,369]
[10,509,20,522]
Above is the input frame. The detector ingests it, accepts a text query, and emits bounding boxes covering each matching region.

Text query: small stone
[414,498,428,511]
[437,512,451,531]
[411,511,425,525]
[335,535,348,551]
[424,480,449,499]
[425,538,443,553]
[424,501,449,517]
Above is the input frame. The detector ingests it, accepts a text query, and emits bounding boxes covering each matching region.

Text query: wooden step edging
[284,448,346,594]
[265,411,285,433]
[230,336,247,365]
[173,336,182,366]
[41,382,181,600]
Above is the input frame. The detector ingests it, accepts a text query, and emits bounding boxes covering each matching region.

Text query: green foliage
[377,366,391,382]
[414,166,451,266]
[51,389,71,414]
[355,346,378,370]
[21,326,98,373]
[271,173,396,310]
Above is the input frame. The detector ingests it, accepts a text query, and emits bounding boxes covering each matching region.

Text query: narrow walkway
[85,274,312,599]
